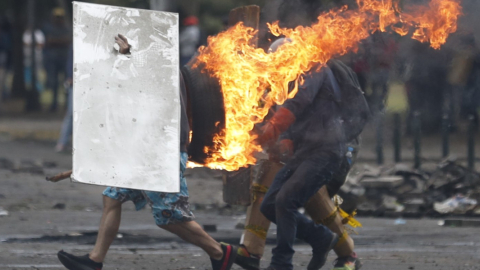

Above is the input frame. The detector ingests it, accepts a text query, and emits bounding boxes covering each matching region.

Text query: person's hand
[278,139,294,158]
[114,34,131,54]
[256,122,280,147]
[256,107,295,146]
[266,139,294,162]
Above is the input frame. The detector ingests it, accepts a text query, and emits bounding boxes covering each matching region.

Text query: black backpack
[326,59,371,142]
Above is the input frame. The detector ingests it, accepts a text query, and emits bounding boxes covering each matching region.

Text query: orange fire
[194,0,461,171]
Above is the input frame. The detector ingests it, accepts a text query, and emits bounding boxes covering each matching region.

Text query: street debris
[52,203,66,210]
[340,157,480,217]
[0,157,57,175]
[203,224,217,232]
[45,170,71,182]
[434,195,477,214]
[0,207,8,217]
[394,218,407,225]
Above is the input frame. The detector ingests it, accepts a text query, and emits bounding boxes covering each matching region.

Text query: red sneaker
[211,243,238,270]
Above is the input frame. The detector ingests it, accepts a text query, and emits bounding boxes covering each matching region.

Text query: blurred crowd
[0,7,71,112]
[347,30,480,133]
[0,1,478,152]
[260,0,480,134]
[0,6,203,111]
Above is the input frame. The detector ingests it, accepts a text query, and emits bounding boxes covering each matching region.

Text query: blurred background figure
[458,35,480,128]
[403,41,451,134]
[179,15,200,66]
[42,7,71,112]
[0,17,12,101]
[366,32,397,114]
[23,26,45,93]
[55,47,73,152]
[351,44,369,92]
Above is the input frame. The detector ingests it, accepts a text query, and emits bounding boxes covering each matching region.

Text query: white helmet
[268,38,292,53]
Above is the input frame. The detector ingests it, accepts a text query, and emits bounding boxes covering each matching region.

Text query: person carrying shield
[56,34,238,270]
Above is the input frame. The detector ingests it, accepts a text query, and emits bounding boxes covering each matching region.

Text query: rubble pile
[339,157,480,217]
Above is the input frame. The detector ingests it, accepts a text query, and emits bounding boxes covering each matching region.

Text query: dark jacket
[180,73,190,153]
[281,64,345,159]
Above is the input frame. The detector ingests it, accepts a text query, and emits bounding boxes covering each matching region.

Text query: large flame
[194,0,461,171]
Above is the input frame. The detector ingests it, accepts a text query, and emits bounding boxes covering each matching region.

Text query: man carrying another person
[254,38,366,270]
[234,38,364,270]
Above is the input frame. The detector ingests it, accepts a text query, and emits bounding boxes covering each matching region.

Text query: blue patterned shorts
[103,152,195,226]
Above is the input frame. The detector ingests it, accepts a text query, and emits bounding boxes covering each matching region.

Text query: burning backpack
[326,59,371,142]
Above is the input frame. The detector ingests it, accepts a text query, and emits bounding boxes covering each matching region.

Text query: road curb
[442,219,480,227]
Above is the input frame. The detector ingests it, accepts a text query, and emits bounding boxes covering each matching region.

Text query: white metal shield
[72,2,180,192]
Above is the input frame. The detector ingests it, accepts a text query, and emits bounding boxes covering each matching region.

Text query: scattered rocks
[0,158,14,170]
[0,207,8,216]
[0,157,57,175]
[202,224,217,232]
[235,222,245,229]
[52,203,66,210]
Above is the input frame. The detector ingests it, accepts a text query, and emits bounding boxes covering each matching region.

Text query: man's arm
[256,66,327,146]
[281,65,327,118]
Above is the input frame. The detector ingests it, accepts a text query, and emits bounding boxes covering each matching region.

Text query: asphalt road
[1,213,480,270]
[0,139,479,270]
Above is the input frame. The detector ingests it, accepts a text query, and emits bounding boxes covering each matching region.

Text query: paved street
[0,130,479,270]
[1,212,480,270]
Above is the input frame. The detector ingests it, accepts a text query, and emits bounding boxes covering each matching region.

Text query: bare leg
[89,195,122,263]
[160,221,223,260]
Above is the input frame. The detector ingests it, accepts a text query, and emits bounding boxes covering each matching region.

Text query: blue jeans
[260,152,341,270]
[57,86,73,146]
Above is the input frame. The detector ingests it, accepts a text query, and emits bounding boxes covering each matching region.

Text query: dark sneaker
[235,245,261,270]
[57,250,103,270]
[333,253,362,270]
[307,232,339,270]
[211,243,238,270]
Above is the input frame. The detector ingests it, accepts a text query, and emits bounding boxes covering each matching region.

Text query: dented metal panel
[72,2,180,192]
